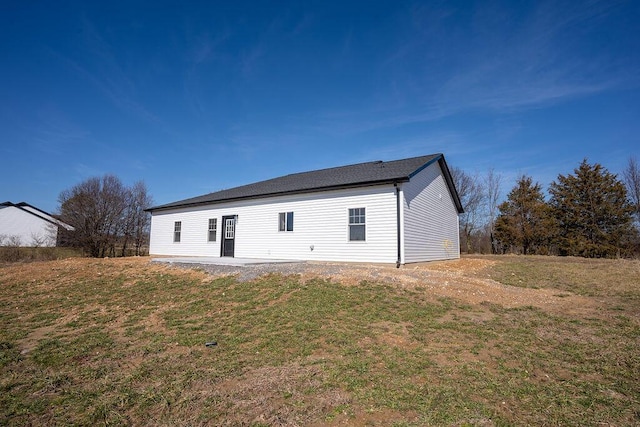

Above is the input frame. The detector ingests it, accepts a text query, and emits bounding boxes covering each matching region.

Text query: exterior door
[221,215,236,257]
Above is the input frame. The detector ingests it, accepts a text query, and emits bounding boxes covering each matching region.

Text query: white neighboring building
[0,202,74,247]
[147,154,463,265]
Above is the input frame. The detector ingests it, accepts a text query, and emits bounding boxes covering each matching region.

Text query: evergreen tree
[549,159,634,258]
[494,175,551,255]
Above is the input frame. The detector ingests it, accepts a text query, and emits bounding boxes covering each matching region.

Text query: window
[278,212,294,232]
[225,218,235,239]
[208,218,217,242]
[174,221,181,243]
[348,208,365,241]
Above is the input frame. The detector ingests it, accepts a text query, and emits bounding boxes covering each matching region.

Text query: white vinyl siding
[0,206,58,247]
[149,186,398,263]
[149,159,461,263]
[402,161,460,262]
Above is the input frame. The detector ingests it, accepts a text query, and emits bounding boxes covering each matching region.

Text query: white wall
[0,206,57,247]
[150,185,399,263]
[402,161,460,262]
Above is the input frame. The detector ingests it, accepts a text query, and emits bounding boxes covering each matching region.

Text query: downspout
[395,183,401,268]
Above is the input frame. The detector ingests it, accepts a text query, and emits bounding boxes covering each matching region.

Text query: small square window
[279,212,294,232]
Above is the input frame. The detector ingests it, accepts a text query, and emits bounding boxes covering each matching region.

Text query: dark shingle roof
[149,153,462,212]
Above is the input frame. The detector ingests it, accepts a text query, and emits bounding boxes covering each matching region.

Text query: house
[147,153,463,265]
[0,202,75,247]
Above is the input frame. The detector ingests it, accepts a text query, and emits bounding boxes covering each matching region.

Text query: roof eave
[408,153,443,179]
[147,178,410,213]
[437,157,464,214]
[3,201,76,230]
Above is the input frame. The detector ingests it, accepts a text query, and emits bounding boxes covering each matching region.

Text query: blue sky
[1,0,638,213]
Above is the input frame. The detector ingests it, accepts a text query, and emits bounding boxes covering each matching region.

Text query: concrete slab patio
[151,257,305,267]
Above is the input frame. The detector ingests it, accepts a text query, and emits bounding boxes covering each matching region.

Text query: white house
[147,154,463,265]
[0,202,75,247]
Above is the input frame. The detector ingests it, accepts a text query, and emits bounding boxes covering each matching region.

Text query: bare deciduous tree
[623,156,640,226]
[58,175,153,257]
[0,235,21,247]
[122,181,153,256]
[451,167,485,253]
[485,168,502,254]
[30,233,49,248]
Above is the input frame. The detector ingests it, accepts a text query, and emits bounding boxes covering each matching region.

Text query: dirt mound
[1,256,595,315]
[295,258,594,314]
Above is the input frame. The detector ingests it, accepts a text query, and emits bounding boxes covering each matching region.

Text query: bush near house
[0,246,82,263]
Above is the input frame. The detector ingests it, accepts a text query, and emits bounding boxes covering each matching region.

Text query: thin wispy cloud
[240,9,308,78]
[0,105,90,156]
[432,0,633,113]
[241,42,268,78]
[48,18,161,126]
[316,0,638,136]
[31,108,91,154]
[74,162,103,179]
[291,12,313,36]
[355,131,468,162]
[1,1,636,211]
[183,30,231,119]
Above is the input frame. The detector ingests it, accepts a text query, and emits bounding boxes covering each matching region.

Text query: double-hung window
[348,208,365,241]
[279,212,294,232]
[174,221,182,243]
[208,218,217,242]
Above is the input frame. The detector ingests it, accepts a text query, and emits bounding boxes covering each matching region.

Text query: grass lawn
[0,255,638,426]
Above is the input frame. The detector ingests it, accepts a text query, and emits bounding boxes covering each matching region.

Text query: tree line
[453,157,640,258]
[55,156,639,259]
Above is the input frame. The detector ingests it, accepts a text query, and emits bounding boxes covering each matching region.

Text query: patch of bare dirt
[18,314,74,355]
[0,257,209,354]
[315,407,421,427]
[199,360,420,427]
[191,362,350,426]
[157,256,600,316]
[0,256,208,289]
[1,256,599,317]
[0,258,210,317]
[359,321,418,350]
[295,258,596,315]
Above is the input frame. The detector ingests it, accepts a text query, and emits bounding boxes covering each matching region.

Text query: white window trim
[224,218,235,240]
[173,221,182,243]
[347,207,366,242]
[207,218,217,242]
[278,211,294,232]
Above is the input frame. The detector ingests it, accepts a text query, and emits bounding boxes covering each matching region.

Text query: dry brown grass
[302,257,598,313]
[1,255,638,426]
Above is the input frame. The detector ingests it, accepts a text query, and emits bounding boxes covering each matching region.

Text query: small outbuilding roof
[148,153,463,213]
